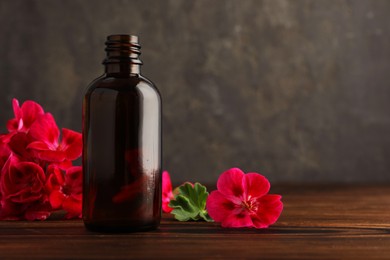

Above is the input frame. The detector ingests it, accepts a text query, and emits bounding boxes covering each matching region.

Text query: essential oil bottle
[82,35,162,232]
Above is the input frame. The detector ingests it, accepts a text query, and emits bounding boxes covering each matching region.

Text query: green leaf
[168,182,213,222]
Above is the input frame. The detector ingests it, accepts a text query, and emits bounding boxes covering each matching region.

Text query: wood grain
[1,185,390,259]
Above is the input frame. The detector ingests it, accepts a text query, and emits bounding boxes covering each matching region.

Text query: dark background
[1,0,389,184]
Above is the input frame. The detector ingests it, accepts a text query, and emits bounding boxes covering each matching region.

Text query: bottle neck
[105,63,140,76]
[103,35,142,76]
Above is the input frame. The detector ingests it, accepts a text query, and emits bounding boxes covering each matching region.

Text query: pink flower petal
[54,159,73,170]
[251,195,283,228]
[217,168,245,201]
[12,98,22,119]
[242,173,270,200]
[221,210,254,228]
[206,190,237,222]
[30,148,66,162]
[6,99,22,132]
[0,133,12,143]
[45,165,65,192]
[20,100,44,129]
[27,141,50,151]
[49,190,66,209]
[162,200,172,213]
[60,128,82,160]
[65,166,83,194]
[6,119,21,133]
[162,171,174,213]
[8,132,35,160]
[29,113,59,146]
[62,196,82,219]
[163,171,173,194]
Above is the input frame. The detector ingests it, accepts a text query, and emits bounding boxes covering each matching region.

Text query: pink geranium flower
[6,98,44,133]
[0,154,50,220]
[45,165,82,219]
[27,113,82,166]
[1,155,46,204]
[162,171,174,213]
[206,168,283,228]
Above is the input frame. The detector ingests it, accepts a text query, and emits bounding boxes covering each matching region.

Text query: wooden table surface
[1,185,390,259]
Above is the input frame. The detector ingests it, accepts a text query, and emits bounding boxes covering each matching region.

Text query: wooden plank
[0,185,390,259]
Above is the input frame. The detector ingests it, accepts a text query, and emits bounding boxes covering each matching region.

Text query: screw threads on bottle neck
[104,35,142,75]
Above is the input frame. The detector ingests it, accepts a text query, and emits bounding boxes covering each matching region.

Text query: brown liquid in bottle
[82,35,162,232]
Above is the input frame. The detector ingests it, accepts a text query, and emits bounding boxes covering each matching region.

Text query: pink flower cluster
[0,99,82,220]
[163,168,283,229]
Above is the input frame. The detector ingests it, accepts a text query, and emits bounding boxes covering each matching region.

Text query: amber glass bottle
[82,35,162,232]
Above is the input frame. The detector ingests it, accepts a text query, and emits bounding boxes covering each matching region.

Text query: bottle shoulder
[85,74,161,99]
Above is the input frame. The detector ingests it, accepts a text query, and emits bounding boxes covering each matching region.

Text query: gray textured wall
[1,0,390,184]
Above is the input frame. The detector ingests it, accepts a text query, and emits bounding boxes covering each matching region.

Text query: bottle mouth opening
[107,34,139,44]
